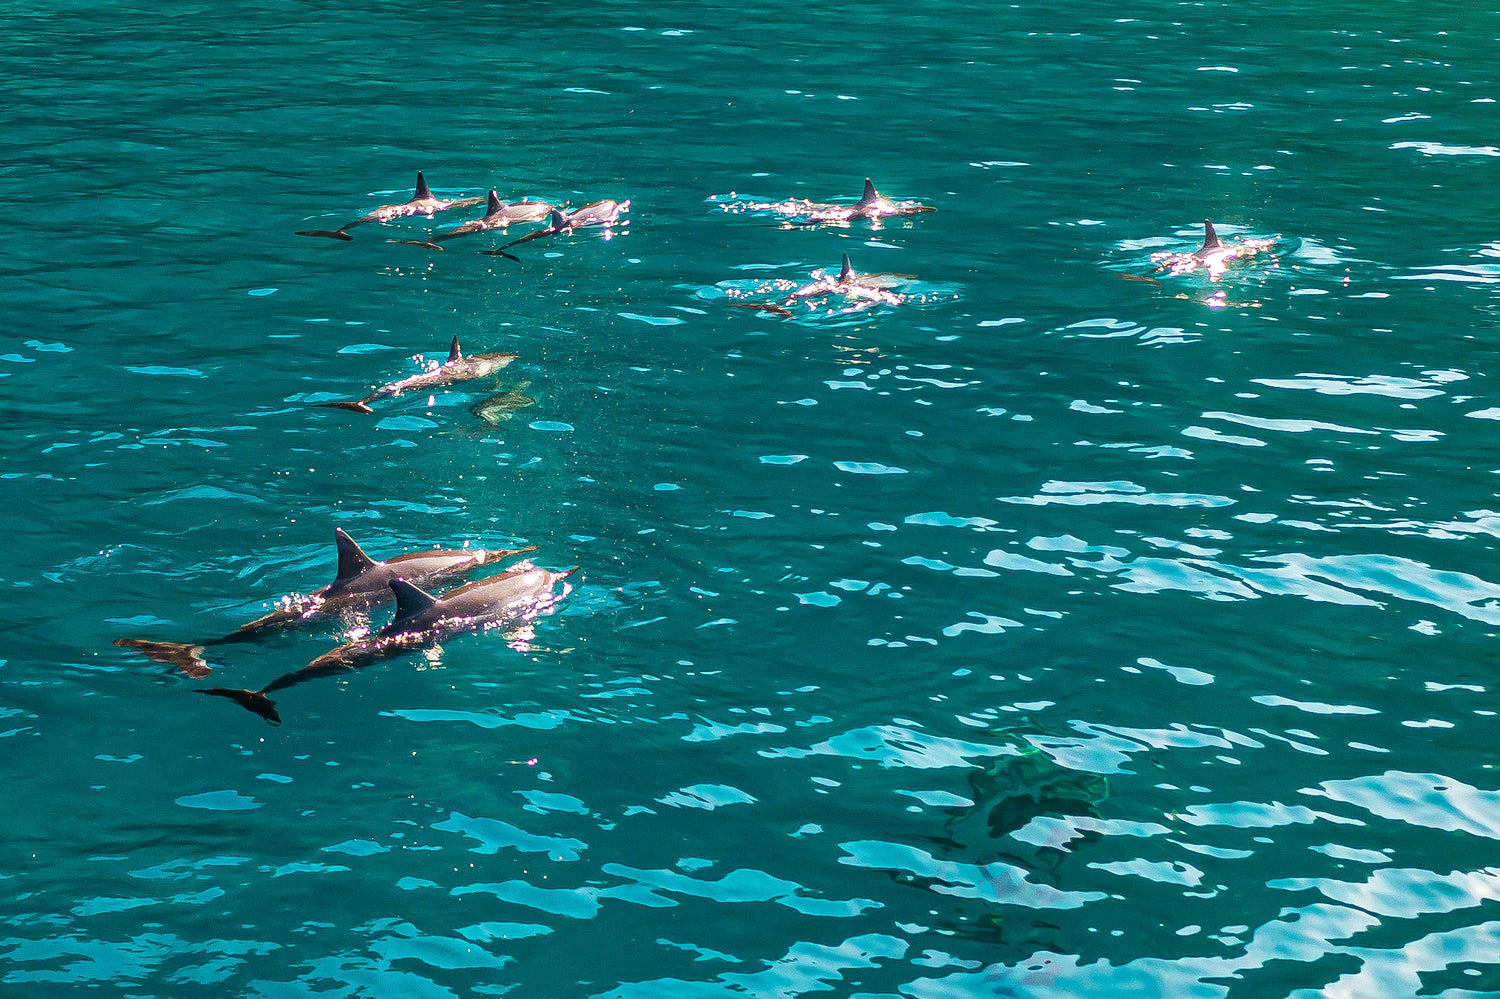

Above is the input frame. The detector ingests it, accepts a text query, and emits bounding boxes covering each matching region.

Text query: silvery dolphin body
[323,336,519,414]
[392,191,555,251]
[115,529,533,677]
[726,178,934,225]
[295,172,486,241]
[1149,219,1276,279]
[200,563,576,724]
[737,253,908,317]
[483,199,630,260]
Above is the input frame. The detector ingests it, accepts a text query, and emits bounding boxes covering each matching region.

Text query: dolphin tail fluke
[321,400,376,414]
[295,228,355,241]
[199,687,282,725]
[114,638,214,679]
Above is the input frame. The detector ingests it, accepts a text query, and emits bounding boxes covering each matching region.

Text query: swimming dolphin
[1148,219,1276,279]
[322,336,519,414]
[470,381,535,424]
[732,253,909,317]
[482,199,630,260]
[390,191,555,251]
[723,178,934,226]
[200,564,576,724]
[114,529,535,677]
[295,172,487,241]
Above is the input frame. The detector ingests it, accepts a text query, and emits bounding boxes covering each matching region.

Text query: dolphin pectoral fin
[480,248,522,262]
[320,400,376,414]
[388,238,444,251]
[295,228,355,241]
[1118,273,1164,287]
[115,638,214,679]
[199,687,282,725]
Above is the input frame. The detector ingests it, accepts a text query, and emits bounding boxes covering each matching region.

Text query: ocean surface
[5,2,1500,996]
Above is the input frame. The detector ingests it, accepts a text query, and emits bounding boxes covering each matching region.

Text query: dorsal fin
[413,171,434,201]
[839,253,856,283]
[549,208,569,230]
[390,577,439,625]
[861,178,879,204]
[486,190,502,215]
[1201,219,1221,251]
[447,336,462,363]
[332,528,377,586]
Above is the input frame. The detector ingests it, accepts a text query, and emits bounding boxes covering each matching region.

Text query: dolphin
[732,253,908,317]
[482,199,630,260]
[725,178,934,226]
[470,381,535,424]
[322,336,519,414]
[1148,219,1276,279]
[295,172,487,241]
[200,564,577,724]
[115,528,535,677]
[389,191,555,251]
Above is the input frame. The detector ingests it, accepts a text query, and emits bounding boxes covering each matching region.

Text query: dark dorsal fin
[413,171,434,201]
[333,528,377,586]
[1201,219,1221,251]
[861,178,879,204]
[486,190,502,215]
[839,253,856,283]
[447,336,462,363]
[390,577,439,626]
[549,208,569,230]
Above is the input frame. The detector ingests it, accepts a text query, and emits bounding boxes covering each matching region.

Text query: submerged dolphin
[390,191,555,251]
[323,336,519,414]
[201,564,576,724]
[1148,219,1276,279]
[470,381,535,424]
[724,178,934,226]
[115,529,534,677]
[482,199,630,260]
[295,172,486,241]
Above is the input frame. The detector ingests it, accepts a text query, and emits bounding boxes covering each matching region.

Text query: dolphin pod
[201,564,576,725]
[321,336,519,414]
[114,528,536,677]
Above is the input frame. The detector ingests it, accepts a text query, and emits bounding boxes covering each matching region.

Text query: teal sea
[6,2,1500,996]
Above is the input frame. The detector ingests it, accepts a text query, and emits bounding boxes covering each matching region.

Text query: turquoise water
[6,2,1500,995]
